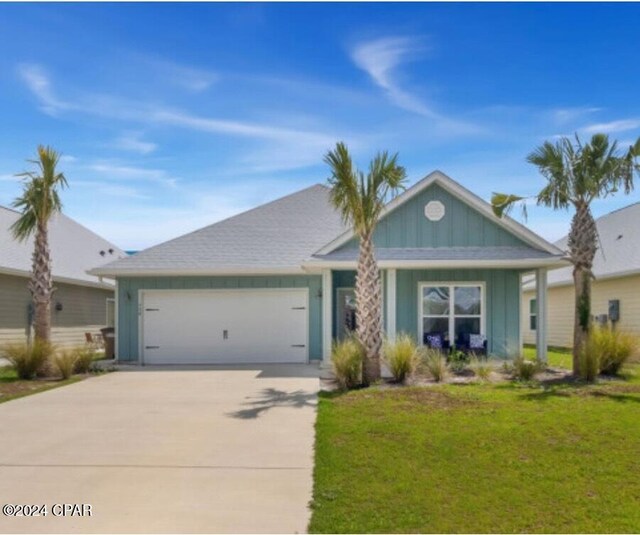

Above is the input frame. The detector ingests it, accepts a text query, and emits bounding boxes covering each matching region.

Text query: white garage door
[140,289,308,364]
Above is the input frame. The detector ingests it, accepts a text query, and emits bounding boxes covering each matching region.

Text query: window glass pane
[423,317,449,337]
[529,298,537,314]
[423,287,449,315]
[530,315,537,331]
[454,317,480,344]
[454,286,481,315]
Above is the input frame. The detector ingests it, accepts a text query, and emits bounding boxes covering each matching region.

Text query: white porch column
[322,269,333,367]
[536,267,548,363]
[386,268,397,342]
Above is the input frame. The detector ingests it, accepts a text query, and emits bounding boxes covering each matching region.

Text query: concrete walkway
[0,365,319,533]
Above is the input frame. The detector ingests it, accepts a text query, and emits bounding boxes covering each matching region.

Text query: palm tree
[492,134,640,374]
[324,142,407,385]
[11,146,68,343]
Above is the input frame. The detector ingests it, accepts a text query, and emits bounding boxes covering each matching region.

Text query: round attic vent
[424,200,445,221]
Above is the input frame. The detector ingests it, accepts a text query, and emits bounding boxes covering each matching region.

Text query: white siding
[523,274,640,347]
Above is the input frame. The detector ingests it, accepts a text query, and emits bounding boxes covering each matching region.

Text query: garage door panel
[141,289,308,364]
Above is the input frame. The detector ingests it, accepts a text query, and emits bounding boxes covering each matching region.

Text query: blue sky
[1,3,639,250]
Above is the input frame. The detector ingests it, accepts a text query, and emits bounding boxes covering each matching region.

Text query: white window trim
[106,297,116,328]
[529,298,537,331]
[336,287,355,340]
[418,282,486,345]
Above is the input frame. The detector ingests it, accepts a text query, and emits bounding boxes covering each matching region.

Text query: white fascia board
[523,267,640,292]
[302,256,570,272]
[88,266,307,277]
[315,171,563,256]
[0,266,115,290]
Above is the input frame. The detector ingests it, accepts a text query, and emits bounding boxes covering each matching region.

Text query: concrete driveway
[0,365,319,533]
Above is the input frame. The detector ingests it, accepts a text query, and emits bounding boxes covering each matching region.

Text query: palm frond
[491,192,527,219]
[10,145,67,241]
[324,142,406,237]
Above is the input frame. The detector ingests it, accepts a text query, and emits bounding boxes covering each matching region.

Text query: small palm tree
[325,142,407,385]
[11,146,68,343]
[492,134,640,374]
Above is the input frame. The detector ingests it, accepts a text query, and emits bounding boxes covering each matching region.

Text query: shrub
[331,337,363,390]
[578,343,600,382]
[54,350,78,379]
[1,339,55,380]
[73,345,97,374]
[447,349,470,373]
[587,327,638,376]
[511,356,543,381]
[420,348,449,382]
[383,333,419,383]
[470,356,492,382]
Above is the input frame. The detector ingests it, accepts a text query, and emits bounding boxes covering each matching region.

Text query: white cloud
[18,63,341,169]
[73,180,149,200]
[17,64,71,116]
[147,108,335,146]
[351,36,436,118]
[113,132,157,154]
[350,36,481,137]
[582,118,640,134]
[552,106,601,126]
[134,56,218,92]
[87,162,179,188]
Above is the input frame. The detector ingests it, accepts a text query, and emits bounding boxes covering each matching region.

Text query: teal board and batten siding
[338,183,529,251]
[396,269,522,357]
[329,268,522,357]
[116,275,323,362]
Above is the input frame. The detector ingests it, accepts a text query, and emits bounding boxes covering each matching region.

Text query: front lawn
[310,369,640,533]
[0,365,83,404]
[523,345,574,369]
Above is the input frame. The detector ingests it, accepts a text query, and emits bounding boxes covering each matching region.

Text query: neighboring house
[0,206,125,347]
[90,171,567,366]
[523,202,640,348]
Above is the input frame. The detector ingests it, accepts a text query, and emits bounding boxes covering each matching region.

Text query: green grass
[310,369,640,533]
[0,365,82,404]
[523,345,574,369]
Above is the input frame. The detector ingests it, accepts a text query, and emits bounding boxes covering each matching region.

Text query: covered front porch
[320,266,550,365]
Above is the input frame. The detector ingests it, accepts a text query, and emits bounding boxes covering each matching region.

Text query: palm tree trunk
[355,232,383,386]
[568,201,597,375]
[572,267,591,373]
[29,221,53,343]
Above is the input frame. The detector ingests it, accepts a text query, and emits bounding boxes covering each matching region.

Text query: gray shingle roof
[91,184,348,276]
[524,202,640,288]
[314,246,562,262]
[0,206,125,287]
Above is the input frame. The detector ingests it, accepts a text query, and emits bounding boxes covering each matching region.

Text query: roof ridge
[595,200,640,221]
[110,183,331,262]
[553,200,640,246]
[55,212,122,252]
[0,204,21,215]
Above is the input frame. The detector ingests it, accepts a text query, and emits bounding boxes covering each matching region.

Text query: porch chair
[455,333,488,356]
[423,332,451,353]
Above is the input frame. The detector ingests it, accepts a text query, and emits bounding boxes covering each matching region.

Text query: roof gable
[91,184,347,276]
[0,206,124,288]
[316,171,562,256]
[529,201,640,288]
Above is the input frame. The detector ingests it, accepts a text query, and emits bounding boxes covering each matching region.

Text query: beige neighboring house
[0,205,125,347]
[523,202,640,348]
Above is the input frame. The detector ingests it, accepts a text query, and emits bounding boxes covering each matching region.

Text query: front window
[529,298,537,331]
[421,284,483,345]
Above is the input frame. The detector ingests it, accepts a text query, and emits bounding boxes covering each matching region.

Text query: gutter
[302,256,570,272]
[87,265,308,277]
[523,267,640,291]
[0,266,115,290]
